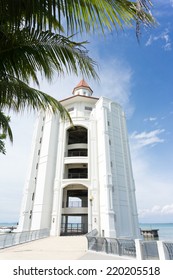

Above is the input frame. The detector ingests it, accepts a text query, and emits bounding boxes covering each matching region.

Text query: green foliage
[0,111,13,155]
[0,1,155,34]
[0,0,155,154]
[0,134,6,155]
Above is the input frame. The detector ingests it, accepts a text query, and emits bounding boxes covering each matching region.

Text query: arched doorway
[61,185,88,235]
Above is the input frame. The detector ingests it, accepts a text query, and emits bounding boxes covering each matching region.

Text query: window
[68,107,74,112]
[68,168,88,179]
[29,210,32,219]
[85,106,92,111]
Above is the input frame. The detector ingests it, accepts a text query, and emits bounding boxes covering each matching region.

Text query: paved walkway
[0,236,129,260]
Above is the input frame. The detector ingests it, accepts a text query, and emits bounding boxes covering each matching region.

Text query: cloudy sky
[0,1,173,224]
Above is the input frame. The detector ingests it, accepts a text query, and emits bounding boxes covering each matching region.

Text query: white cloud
[145,35,153,46]
[129,126,173,223]
[33,55,134,118]
[145,28,172,51]
[130,129,165,150]
[91,58,134,117]
[162,204,173,214]
[139,204,173,218]
[0,113,36,222]
[164,42,172,51]
[41,57,135,117]
[144,117,157,122]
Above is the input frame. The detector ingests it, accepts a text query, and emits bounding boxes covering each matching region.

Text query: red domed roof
[72,79,93,94]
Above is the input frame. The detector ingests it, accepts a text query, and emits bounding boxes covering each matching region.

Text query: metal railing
[68,173,88,179]
[163,242,173,260]
[86,232,136,258]
[61,223,88,235]
[0,228,50,250]
[64,200,88,208]
[141,241,159,260]
[68,150,88,157]
[86,230,173,260]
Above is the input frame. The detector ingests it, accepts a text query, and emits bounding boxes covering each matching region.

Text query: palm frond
[0,0,155,34]
[0,0,64,31]
[0,27,98,85]
[0,76,71,122]
[0,110,13,143]
[0,134,6,155]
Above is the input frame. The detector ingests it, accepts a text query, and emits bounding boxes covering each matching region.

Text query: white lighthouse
[17,79,139,238]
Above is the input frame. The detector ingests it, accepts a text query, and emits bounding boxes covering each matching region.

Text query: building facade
[17,80,139,238]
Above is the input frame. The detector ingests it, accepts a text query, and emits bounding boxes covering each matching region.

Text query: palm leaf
[0,27,98,85]
[0,110,13,143]
[0,0,155,34]
[0,76,71,122]
[0,134,6,155]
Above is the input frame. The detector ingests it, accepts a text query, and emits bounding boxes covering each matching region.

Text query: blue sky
[0,1,173,224]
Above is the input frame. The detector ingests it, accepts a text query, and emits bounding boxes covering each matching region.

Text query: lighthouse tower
[18,79,139,238]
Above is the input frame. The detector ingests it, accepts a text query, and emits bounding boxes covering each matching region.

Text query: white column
[157,241,169,260]
[135,239,143,260]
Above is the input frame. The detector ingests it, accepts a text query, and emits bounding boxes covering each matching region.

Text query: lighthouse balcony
[64,164,88,179]
[64,156,88,165]
[61,207,88,215]
[66,144,88,158]
[66,145,88,156]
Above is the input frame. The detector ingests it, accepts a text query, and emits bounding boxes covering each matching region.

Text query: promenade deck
[0,236,128,260]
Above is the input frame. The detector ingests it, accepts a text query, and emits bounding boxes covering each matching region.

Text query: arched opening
[68,126,87,144]
[66,126,88,157]
[61,185,88,235]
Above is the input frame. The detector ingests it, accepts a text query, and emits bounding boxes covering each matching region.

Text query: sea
[0,222,173,241]
[139,223,173,241]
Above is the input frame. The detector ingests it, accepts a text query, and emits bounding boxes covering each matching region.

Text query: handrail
[63,200,88,208]
[61,223,88,235]
[68,173,88,179]
[0,228,50,249]
[68,150,88,157]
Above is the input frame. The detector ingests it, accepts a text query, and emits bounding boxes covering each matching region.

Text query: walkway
[0,236,129,260]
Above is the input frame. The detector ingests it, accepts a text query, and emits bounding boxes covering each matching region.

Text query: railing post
[3,234,8,248]
[157,241,169,260]
[135,239,143,260]
[105,238,109,254]
[116,239,122,256]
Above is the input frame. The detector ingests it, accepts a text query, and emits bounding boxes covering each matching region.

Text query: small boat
[0,227,12,233]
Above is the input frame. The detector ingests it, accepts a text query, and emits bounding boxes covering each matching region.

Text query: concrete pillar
[157,241,169,260]
[135,239,143,260]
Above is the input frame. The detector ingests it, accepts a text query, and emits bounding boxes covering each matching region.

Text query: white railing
[0,228,50,249]
[86,230,173,260]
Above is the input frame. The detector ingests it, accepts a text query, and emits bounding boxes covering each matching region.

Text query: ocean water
[0,222,17,227]
[1,222,173,241]
[140,223,173,241]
